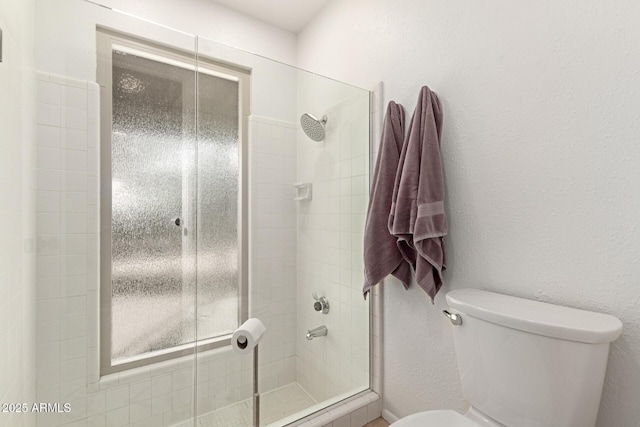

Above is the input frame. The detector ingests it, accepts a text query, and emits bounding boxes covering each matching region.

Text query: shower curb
[288,390,381,427]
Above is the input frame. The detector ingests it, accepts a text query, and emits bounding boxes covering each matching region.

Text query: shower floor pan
[195,382,316,427]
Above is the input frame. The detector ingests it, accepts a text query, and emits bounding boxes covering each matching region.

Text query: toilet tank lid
[446,289,623,344]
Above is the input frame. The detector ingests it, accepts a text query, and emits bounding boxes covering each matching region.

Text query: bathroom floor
[196,382,317,426]
[364,418,390,427]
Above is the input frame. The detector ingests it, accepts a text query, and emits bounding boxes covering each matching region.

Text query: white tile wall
[294,86,385,427]
[248,115,298,394]
[296,93,371,403]
[35,72,98,427]
[293,82,383,427]
[0,2,37,427]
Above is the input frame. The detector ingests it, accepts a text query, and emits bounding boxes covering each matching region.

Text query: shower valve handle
[312,292,330,314]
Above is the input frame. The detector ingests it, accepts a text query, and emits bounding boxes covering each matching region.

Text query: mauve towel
[363,101,412,298]
[389,86,446,302]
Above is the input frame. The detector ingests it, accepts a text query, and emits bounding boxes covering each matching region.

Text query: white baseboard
[382,409,399,423]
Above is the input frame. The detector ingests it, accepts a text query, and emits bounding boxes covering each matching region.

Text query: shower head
[300,113,328,142]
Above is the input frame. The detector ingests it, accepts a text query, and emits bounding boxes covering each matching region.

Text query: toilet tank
[446,289,623,427]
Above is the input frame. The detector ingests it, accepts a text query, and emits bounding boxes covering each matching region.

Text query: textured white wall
[297,1,640,426]
[0,0,37,425]
[35,0,297,123]
[95,0,297,65]
[35,0,296,80]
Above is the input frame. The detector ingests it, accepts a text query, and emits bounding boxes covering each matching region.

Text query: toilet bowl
[390,410,484,427]
[391,407,506,427]
[389,289,623,427]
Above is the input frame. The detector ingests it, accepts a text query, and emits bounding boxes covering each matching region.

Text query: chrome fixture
[443,310,462,326]
[300,113,327,142]
[312,292,330,314]
[306,325,328,340]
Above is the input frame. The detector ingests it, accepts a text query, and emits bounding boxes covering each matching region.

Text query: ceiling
[210,0,332,33]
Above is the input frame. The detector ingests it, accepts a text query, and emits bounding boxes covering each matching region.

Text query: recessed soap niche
[294,182,312,201]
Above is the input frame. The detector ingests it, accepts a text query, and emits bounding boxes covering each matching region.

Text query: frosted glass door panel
[110,50,243,363]
[196,73,240,340]
[111,51,197,362]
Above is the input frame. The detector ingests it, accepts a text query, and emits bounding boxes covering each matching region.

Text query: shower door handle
[173,217,181,227]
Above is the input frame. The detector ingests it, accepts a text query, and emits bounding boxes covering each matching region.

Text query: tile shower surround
[295,94,371,402]
[34,72,381,427]
[291,84,384,427]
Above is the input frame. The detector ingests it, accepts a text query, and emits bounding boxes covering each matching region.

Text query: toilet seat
[390,410,481,427]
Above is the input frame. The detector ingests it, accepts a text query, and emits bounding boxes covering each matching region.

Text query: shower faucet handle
[312,292,330,314]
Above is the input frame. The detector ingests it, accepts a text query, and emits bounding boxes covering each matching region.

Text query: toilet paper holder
[232,318,266,426]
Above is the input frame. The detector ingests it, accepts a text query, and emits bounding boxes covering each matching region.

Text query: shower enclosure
[33,1,372,426]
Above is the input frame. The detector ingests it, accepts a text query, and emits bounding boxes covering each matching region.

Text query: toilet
[391,288,623,427]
